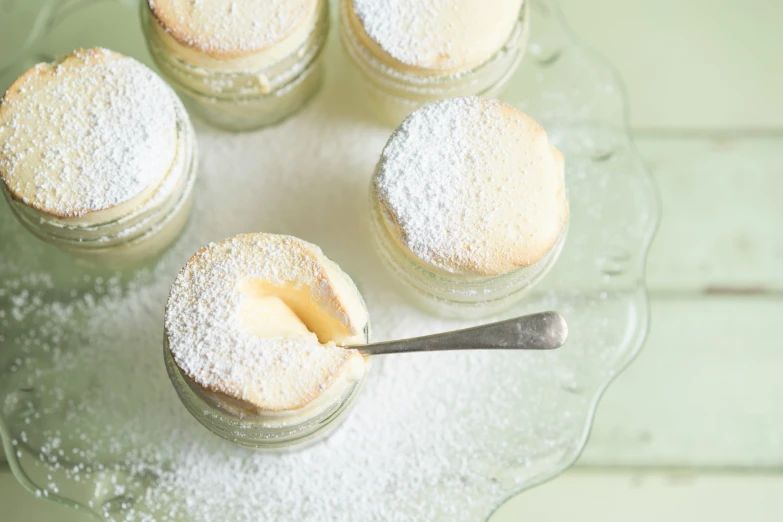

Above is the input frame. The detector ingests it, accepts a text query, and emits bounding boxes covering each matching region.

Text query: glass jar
[164,329,372,450]
[141,0,329,132]
[339,0,530,126]
[370,194,568,319]
[1,96,197,267]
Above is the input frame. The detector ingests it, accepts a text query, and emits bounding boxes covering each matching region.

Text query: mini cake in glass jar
[0,48,197,267]
[164,233,371,449]
[370,97,568,318]
[142,0,328,131]
[340,0,529,126]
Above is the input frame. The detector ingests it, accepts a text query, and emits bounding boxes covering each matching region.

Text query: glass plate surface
[0,1,659,520]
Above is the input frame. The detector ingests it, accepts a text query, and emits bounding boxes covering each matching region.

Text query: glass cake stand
[0,1,659,521]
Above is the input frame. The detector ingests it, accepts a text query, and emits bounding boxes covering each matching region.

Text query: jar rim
[370,190,569,312]
[340,0,530,89]
[2,92,197,253]
[163,333,373,449]
[142,0,330,101]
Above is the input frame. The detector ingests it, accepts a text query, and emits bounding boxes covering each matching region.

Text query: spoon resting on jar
[351,311,567,356]
[164,234,567,449]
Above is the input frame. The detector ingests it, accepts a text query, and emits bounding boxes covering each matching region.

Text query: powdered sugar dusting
[0,48,177,218]
[149,0,317,55]
[351,0,524,71]
[0,18,648,522]
[374,97,568,276]
[164,233,361,410]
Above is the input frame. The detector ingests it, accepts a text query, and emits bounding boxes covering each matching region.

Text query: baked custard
[0,48,197,266]
[340,0,529,125]
[143,0,328,131]
[371,97,568,317]
[164,233,371,448]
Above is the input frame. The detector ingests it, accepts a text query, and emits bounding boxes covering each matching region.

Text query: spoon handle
[355,311,568,356]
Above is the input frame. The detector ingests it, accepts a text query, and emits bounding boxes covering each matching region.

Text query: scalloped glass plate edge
[0,0,661,520]
[487,0,660,517]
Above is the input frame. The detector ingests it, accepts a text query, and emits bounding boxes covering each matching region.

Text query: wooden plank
[559,0,783,129]
[579,297,783,468]
[636,135,783,293]
[490,469,783,522]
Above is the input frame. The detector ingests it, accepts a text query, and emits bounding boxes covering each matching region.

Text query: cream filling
[166,234,371,428]
[148,6,320,73]
[238,279,367,346]
[205,279,367,427]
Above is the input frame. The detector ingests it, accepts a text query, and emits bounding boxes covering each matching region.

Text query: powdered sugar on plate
[0,11,654,522]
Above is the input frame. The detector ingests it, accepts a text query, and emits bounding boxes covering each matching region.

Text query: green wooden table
[2,0,782,520]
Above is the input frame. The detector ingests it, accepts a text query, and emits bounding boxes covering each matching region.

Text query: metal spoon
[352,311,568,356]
